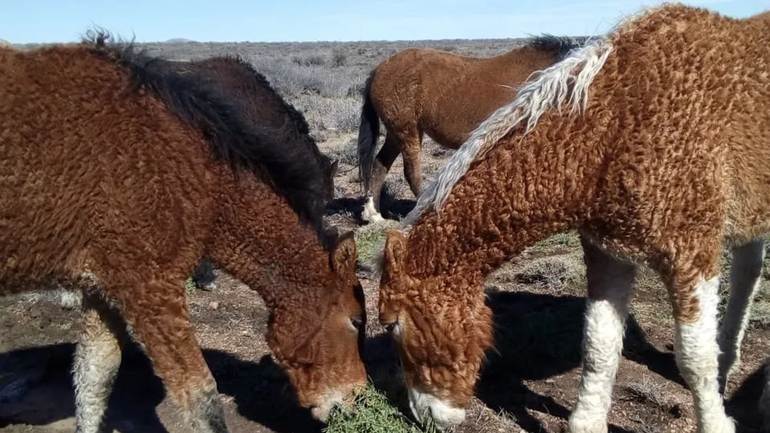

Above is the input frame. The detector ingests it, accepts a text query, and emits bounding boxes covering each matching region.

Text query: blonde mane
[371,36,614,274]
[399,38,613,229]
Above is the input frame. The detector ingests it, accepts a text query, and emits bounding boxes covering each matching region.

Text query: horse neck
[208,166,332,312]
[406,116,604,280]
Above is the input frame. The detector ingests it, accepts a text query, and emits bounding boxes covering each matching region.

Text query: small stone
[209,301,219,310]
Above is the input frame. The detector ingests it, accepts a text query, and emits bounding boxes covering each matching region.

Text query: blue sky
[1,0,766,44]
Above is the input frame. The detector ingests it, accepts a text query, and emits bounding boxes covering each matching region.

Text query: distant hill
[165,38,196,44]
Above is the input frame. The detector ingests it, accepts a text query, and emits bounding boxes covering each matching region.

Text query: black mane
[530,34,585,62]
[85,32,332,242]
[192,54,336,186]
[215,55,314,136]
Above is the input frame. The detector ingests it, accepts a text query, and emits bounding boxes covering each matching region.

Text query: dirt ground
[2,132,769,433]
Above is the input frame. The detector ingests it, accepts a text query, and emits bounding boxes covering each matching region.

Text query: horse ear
[331,231,357,274]
[329,159,339,176]
[383,231,408,275]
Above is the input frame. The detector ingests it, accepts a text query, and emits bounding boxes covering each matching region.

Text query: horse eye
[350,316,364,329]
[385,323,396,333]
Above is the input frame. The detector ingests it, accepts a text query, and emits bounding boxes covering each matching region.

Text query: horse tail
[357,69,380,196]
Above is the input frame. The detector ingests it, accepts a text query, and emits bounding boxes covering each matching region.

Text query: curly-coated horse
[378,5,769,432]
[0,34,365,433]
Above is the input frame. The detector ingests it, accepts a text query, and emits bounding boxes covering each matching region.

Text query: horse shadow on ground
[2,294,763,433]
[476,289,644,433]
[0,342,324,433]
[368,289,766,433]
[726,361,768,431]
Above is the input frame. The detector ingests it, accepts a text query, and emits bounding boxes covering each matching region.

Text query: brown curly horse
[164,55,339,291]
[0,34,366,433]
[378,4,769,433]
[357,35,582,222]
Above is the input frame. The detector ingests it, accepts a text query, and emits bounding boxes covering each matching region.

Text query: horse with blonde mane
[0,34,366,433]
[357,35,582,222]
[378,4,769,432]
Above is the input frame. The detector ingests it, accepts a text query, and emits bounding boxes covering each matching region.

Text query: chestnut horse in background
[165,55,339,291]
[378,4,768,433]
[0,34,365,433]
[357,35,582,222]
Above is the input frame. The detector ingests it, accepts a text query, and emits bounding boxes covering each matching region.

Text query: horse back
[0,45,214,292]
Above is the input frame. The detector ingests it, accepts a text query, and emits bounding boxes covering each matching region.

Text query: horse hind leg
[108,275,228,433]
[717,239,764,394]
[74,290,125,433]
[568,236,635,433]
[363,132,402,223]
[401,130,423,198]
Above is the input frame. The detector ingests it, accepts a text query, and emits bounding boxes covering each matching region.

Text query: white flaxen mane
[399,37,613,230]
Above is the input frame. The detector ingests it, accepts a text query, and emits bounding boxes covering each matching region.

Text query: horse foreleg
[113,277,228,433]
[667,248,735,433]
[569,237,635,433]
[193,258,217,291]
[74,291,124,433]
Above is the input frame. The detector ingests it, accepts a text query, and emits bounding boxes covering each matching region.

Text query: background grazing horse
[0,34,366,433]
[377,4,768,433]
[356,35,581,222]
[164,55,339,291]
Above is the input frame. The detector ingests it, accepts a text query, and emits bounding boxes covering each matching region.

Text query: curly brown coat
[0,34,365,432]
[380,4,769,432]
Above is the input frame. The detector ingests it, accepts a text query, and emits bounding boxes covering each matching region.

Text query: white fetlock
[568,411,609,433]
[362,196,385,223]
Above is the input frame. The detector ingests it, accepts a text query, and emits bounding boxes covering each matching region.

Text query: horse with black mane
[357,35,582,222]
[164,54,339,291]
[0,33,365,433]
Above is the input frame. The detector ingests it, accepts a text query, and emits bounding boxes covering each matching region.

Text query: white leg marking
[74,296,122,433]
[58,289,84,309]
[675,275,735,433]
[718,240,764,392]
[362,196,385,223]
[407,387,466,431]
[569,256,634,433]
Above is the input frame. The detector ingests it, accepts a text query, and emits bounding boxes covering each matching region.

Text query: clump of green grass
[325,385,434,433]
[354,220,399,265]
[185,277,196,294]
